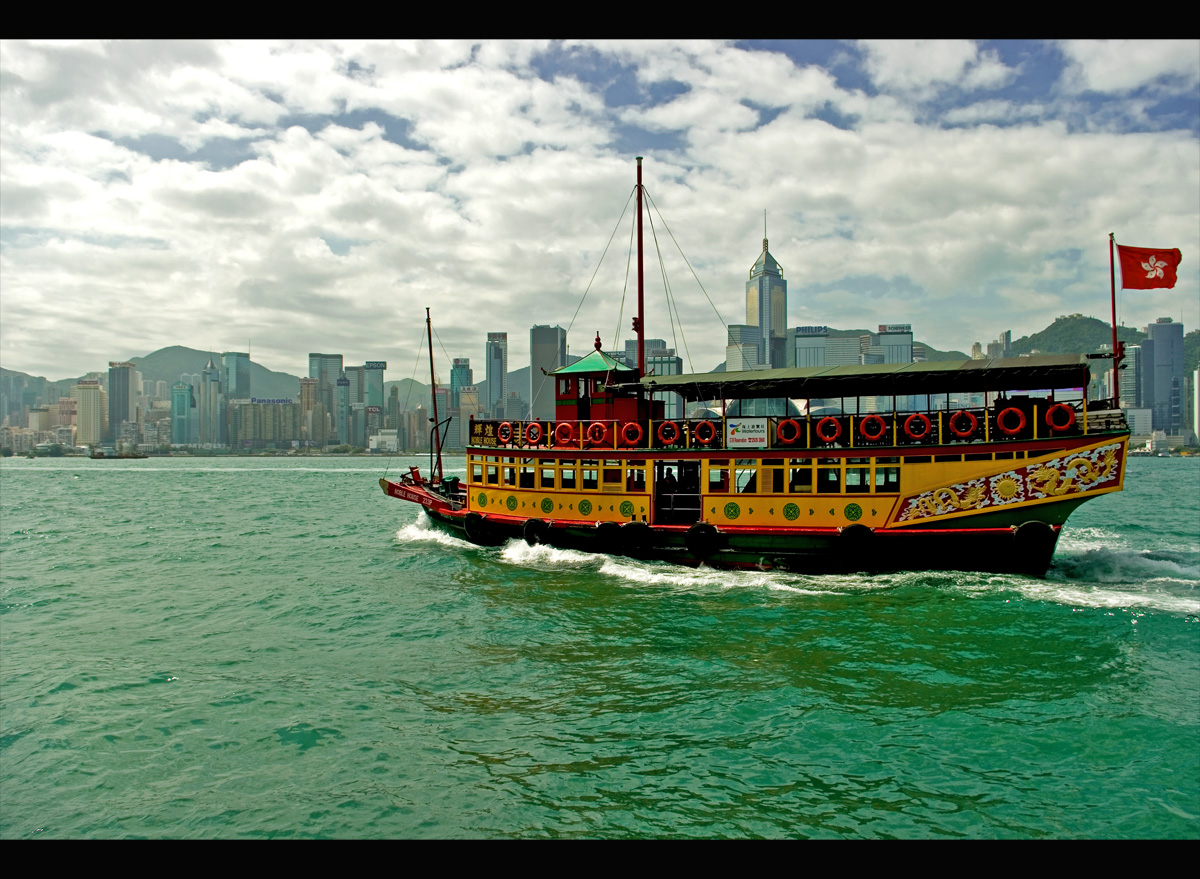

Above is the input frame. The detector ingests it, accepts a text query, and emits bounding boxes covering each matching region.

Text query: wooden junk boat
[381,160,1129,576]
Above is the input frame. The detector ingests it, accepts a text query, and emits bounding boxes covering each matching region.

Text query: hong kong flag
[1117,244,1182,289]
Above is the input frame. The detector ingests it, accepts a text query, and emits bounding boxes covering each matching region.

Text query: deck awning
[622,355,1094,402]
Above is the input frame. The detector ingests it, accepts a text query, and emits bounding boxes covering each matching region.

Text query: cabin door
[653,460,701,525]
[576,378,591,422]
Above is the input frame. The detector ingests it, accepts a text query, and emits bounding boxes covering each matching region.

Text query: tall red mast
[636,156,645,376]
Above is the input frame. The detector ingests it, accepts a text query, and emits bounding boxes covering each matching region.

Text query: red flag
[1116,244,1182,289]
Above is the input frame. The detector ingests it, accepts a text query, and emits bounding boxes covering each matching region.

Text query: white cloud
[0,39,1195,383]
[1059,39,1200,94]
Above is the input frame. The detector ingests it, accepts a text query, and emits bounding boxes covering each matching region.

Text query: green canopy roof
[614,355,1095,402]
[552,349,637,376]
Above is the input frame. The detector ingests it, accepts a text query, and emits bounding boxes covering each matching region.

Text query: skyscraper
[222,351,251,401]
[450,358,472,410]
[198,357,225,446]
[725,325,762,372]
[529,325,566,421]
[746,238,787,368]
[485,333,508,418]
[107,361,139,442]
[1140,317,1185,433]
[793,327,828,368]
[363,362,386,409]
[308,353,342,427]
[171,381,194,445]
[72,380,105,445]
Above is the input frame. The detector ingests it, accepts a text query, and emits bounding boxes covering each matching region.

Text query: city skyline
[2,40,1197,382]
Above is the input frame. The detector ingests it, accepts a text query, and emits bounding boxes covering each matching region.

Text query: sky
[2,39,1198,385]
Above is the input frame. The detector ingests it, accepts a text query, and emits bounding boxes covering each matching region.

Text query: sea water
[1,455,1197,838]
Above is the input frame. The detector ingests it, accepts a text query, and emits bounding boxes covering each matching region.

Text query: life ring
[497,422,512,444]
[948,410,978,439]
[525,421,543,446]
[586,421,607,445]
[858,414,887,442]
[621,422,643,447]
[1045,403,1076,433]
[693,420,716,445]
[554,422,575,446]
[776,418,801,445]
[657,420,680,446]
[903,413,932,440]
[815,416,842,443]
[997,407,1026,436]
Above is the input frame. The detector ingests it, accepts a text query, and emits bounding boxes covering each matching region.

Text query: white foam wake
[394,511,472,548]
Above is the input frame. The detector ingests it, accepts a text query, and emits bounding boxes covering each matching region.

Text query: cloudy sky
[2,39,1197,384]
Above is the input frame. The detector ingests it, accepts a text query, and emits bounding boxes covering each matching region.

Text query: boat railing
[467,400,1115,454]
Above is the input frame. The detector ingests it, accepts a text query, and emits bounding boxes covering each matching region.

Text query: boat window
[602,467,623,491]
[486,456,499,463]
[848,457,870,465]
[762,458,785,466]
[763,464,784,494]
[964,453,991,462]
[503,466,516,486]
[789,466,813,493]
[604,459,622,466]
[876,457,900,464]
[625,462,646,492]
[539,467,556,489]
[934,454,961,463]
[736,462,757,494]
[995,452,1015,460]
[486,465,499,485]
[846,467,871,494]
[818,458,840,465]
[708,463,730,493]
[875,467,900,492]
[905,455,932,463]
[561,466,577,489]
[582,466,598,491]
[471,463,483,483]
[817,468,842,493]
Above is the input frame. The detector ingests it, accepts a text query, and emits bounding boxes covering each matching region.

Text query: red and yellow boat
[381,161,1129,576]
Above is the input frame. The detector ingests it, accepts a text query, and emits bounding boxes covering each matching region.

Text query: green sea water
[1,455,1197,838]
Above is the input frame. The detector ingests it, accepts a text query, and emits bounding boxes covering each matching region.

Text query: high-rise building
[647,350,684,420]
[876,325,913,364]
[222,352,251,401]
[171,382,194,445]
[107,361,139,442]
[1140,317,1185,433]
[530,325,567,421]
[308,353,343,427]
[825,337,862,366]
[793,327,828,368]
[485,333,508,418]
[299,377,318,415]
[198,357,225,446]
[725,325,762,372]
[450,358,472,410]
[363,362,386,409]
[746,238,787,368]
[336,372,351,445]
[1119,345,1142,408]
[71,380,105,445]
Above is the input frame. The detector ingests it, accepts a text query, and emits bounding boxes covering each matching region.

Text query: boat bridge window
[817,467,841,493]
[539,466,556,489]
[876,467,900,492]
[561,465,577,489]
[582,461,598,491]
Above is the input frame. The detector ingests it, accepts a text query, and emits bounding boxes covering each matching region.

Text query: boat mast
[427,307,443,483]
[636,156,645,376]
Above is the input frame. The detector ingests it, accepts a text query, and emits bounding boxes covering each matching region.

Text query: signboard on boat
[726,418,769,449]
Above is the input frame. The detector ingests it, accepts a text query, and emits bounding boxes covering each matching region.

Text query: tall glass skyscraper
[450,358,472,410]
[746,238,787,368]
[107,361,139,442]
[485,333,508,418]
[529,325,566,421]
[222,351,251,401]
[1140,317,1185,433]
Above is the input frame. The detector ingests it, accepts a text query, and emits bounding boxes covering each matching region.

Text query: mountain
[1009,315,1145,357]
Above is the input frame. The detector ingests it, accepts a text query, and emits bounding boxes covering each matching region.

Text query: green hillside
[1009,315,1145,357]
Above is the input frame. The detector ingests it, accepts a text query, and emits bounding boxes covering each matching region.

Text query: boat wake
[500,539,602,568]
[393,512,473,548]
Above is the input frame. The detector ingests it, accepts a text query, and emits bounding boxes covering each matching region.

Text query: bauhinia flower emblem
[1141,255,1169,280]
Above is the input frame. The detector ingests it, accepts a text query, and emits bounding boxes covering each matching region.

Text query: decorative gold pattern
[898,442,1122,523]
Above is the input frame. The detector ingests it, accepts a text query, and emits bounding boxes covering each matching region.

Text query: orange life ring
[525,421,543,446]
[554,422,575,446]
[997,407,1026,436]
[656,420,679,445]
[1045,403,1076,433]
[586,421,607,445]
[694,420,716,445]
[622,422,643,447]
[776,418,801,445]
[815,416,842,443]
[858,414,887,442]
[948,410,978,439]
[903,413,932,440]
[497,421,512,443]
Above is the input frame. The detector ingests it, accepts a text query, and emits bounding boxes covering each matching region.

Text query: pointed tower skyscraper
[745,231,787,368]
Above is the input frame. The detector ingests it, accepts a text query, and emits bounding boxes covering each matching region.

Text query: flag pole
[1109,233,1120,405]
